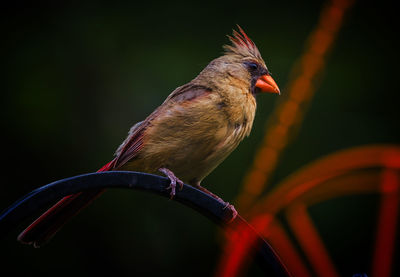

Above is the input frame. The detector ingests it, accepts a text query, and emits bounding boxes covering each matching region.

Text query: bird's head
[198,26,280,96]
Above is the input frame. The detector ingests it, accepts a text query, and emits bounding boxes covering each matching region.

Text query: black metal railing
[0,171,290,276]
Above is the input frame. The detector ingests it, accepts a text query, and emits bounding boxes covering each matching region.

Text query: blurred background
[1,0,399,276]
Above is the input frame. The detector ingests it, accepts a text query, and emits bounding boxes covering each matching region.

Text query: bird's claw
[222,202,238,223]
[192,183,238,222]
[159,167,184,199]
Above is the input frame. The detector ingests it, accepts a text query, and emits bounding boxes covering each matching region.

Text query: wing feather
[113,84,212,169]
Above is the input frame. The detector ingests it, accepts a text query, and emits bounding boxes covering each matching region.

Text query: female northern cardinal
[18,26,280,247]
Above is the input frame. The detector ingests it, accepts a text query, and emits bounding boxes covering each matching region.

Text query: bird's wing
[113,84,212,168]
[164,83,212,103]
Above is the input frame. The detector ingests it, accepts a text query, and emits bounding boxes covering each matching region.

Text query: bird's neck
[204,75,257,137]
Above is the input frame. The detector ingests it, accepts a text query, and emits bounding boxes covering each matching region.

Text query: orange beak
[255,74,280,94]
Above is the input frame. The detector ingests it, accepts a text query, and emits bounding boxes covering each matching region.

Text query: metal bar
[0,171,290,277]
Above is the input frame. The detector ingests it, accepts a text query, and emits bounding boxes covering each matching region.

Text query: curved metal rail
[0,171,290,276]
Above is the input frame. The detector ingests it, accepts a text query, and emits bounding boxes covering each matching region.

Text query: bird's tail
[17,160,116,247]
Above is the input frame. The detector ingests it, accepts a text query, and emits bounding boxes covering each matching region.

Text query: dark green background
[1,1,399,276]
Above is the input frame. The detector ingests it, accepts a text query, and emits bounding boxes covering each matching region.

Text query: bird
[17,26,280,247]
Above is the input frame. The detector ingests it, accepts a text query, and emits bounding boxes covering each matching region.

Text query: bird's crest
[224,26,262,60]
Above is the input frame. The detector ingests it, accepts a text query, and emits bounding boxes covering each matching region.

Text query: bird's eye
[244,62,258,71]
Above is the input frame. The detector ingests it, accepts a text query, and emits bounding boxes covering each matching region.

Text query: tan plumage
[115,28,278,187]
[118,60,257,186]
[18,26,279,247]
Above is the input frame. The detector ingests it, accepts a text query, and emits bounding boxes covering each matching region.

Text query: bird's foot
[159,167,184,199]
[222,202,238,223]
[192,183,238,222]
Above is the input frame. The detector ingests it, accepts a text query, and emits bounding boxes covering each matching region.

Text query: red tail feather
[17,160,115,247]
[97,159,116,172]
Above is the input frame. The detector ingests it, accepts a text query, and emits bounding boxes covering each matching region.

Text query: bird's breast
[212,92,256,157]
[127,88,257,184]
